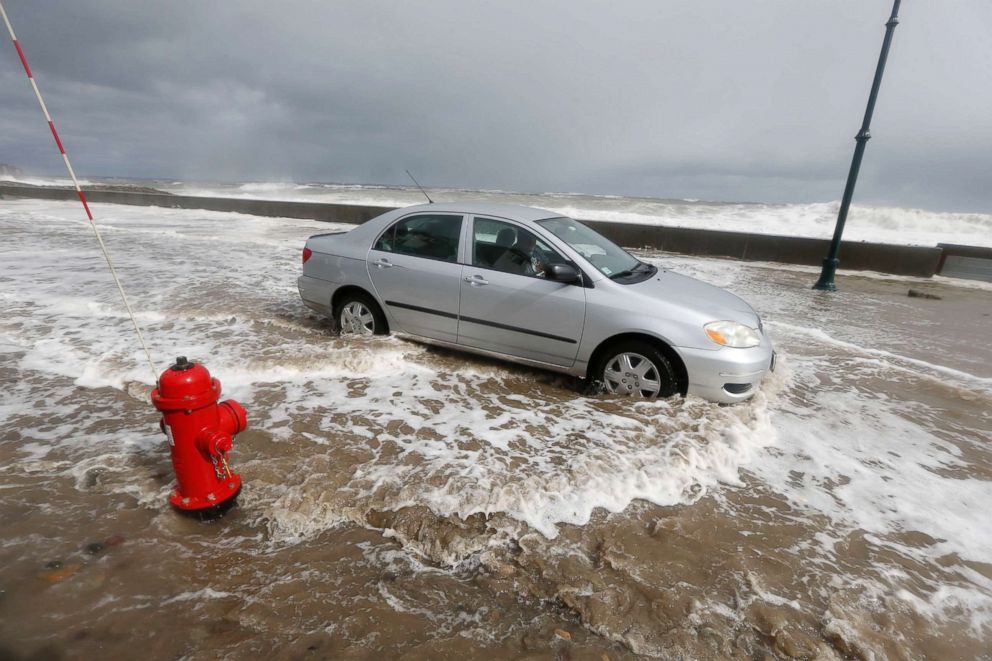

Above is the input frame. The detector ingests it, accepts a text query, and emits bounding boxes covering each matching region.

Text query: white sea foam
[772,321,992,390]
[7,174,991,247]
[164,181,992,248]
[1,174,94,187]
[258,363,788,543]
[161,588,236,604]
[647,253,992,292]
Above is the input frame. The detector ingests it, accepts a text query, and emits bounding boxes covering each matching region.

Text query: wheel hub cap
[340,302,375,336]
[603,352,662,398]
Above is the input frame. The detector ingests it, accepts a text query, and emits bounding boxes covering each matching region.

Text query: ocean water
[0,199,990,658]
[167,180,992,248]
[5,174,992,248]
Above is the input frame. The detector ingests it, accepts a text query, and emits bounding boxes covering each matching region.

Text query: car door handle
[464,274,489,286]
[374,258,393,269]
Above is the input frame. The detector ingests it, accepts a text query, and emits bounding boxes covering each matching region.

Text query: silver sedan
[298,203,774,403]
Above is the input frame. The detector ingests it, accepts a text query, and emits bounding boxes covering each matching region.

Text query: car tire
[592,340,678,399]
[333,292,388,337]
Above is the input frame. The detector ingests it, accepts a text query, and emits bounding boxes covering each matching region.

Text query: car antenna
[405,169,434,204]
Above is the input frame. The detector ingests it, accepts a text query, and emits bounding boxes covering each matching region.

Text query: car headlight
[704,320,761,348]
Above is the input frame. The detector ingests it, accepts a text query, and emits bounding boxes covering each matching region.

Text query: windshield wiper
[609,261,654,280]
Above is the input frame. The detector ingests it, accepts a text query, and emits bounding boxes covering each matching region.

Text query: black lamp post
[813,0,902,291]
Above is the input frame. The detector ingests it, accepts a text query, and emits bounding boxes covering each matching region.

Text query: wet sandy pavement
[1,199,991,659]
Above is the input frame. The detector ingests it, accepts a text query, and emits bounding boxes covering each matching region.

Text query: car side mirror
[546,263,581,284]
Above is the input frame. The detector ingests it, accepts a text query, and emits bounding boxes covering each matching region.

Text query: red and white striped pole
[1,0,158,380]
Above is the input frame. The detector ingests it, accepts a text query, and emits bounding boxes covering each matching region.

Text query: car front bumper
[677,339,775,404]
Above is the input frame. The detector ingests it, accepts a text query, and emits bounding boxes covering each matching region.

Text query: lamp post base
[812,258,839,291]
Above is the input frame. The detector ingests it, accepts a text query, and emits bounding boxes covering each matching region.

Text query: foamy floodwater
[158,179,992,248]
[1,199,990,658]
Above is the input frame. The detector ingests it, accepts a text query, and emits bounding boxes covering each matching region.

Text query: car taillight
[302,246,312,265]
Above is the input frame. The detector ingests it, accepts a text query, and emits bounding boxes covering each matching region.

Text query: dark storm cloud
[1,0,990,211]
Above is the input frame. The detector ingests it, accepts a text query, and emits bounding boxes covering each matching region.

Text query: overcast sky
[1,1,990,211]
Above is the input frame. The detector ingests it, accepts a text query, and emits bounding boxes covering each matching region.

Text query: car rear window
[374,214,463,263]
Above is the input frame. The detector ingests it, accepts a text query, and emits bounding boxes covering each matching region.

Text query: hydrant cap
[172,356,195,371]
[155,359,215,401]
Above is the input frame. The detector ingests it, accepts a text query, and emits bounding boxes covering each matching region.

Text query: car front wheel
[595,340,678,399]
[334,293,388,336]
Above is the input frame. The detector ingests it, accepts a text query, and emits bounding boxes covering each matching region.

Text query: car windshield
[536,217,641,278]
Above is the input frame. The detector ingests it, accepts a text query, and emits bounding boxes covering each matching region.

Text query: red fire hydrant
[151,356,247,515]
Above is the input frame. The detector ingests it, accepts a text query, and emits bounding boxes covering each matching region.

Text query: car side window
[373,224,395,252]
[472,217,567,279]
[374,214,463,263]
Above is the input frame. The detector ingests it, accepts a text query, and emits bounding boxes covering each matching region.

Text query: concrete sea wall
[4,183,988,280]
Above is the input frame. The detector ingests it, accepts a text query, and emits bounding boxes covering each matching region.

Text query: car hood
[629,269,760,326]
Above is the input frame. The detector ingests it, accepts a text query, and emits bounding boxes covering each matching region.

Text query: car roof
[397,202,562,223]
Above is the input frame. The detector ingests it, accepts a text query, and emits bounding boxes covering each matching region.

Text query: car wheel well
[587,333,688,396]
[330,286,389,333]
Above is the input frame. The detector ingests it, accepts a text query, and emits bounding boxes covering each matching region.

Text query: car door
[457,216,586,366]
[366,213,465,343]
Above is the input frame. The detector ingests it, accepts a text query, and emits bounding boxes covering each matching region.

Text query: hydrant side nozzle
[215,434,233,456]
[197,429,233,458]
[218,400,247,436]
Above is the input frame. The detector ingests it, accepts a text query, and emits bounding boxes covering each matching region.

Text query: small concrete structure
[936,244,992,282]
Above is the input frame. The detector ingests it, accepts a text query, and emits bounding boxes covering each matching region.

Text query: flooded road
[1,199,991,659]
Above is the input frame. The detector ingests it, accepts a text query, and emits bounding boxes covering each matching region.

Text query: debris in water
[103,535,126,548]
[39,561,82,584]
[907,289,942,300]
[554,628,572,641]
[84,542,105,555]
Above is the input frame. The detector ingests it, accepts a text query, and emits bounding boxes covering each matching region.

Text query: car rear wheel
[595,340,678,399]
[334,293,387,336]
